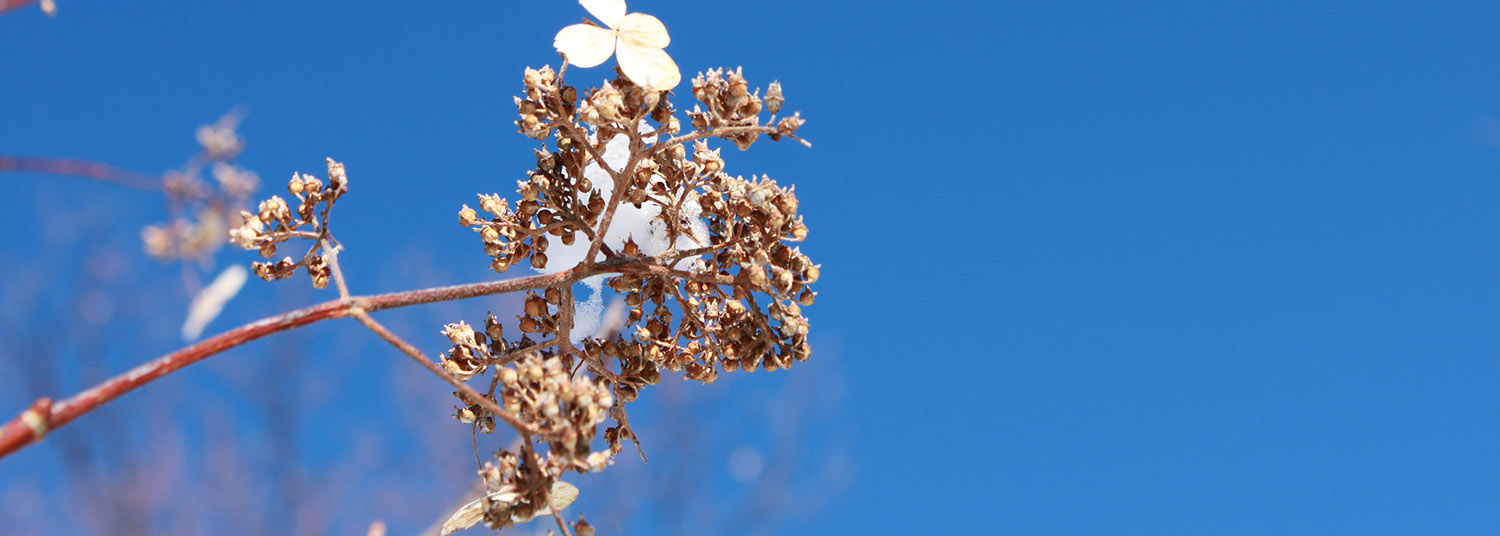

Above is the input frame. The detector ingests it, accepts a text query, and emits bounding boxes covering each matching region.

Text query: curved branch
[0,263,613,459]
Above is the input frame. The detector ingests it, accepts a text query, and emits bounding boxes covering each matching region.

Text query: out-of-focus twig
[0,156,171,194]
[0,0,47,17]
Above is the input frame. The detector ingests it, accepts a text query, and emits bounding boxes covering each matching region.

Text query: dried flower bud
[789,220,809,241]
[443,321,478,346]
[326,158,348,191]
[523,66,555,91]
[803,264,821,284]
[764,81,784,114]
[728,70,749,98]
[777,112,805,137]
[591,83,627,123]
[485,313,504,341]
[478,194,508,216]
[693,142,723,173]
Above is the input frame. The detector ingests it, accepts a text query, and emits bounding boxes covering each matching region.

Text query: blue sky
[2,1,1499,534]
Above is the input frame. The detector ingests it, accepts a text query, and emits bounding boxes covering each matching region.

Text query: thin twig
[0,156,170,194]
[553,285,576,365]
[615,263,737,286]
[348,308,537,437]
[322,241,351,300]
[646,125,811,159]
[576,143,627,267]
[491,339,559,368]
[551,509,573,536]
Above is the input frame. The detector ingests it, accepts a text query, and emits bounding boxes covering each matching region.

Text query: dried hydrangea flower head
[554,0,680,91]
[432,58,814,530]
[217,8,813,534]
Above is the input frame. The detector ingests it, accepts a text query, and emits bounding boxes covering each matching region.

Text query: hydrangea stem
[0,264,603,459]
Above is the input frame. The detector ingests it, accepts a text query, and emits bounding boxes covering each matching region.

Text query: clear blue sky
[2,1,1499,534]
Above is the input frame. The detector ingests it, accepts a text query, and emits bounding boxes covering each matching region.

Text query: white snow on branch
[533,131,709,342]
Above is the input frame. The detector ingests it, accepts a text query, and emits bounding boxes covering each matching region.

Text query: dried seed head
[765,80,784,114]
[326,158,348,192]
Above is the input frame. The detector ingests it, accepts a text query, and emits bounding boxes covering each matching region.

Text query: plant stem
[0,156,169,193]
[349,309,537,437]
[0,263,604,459]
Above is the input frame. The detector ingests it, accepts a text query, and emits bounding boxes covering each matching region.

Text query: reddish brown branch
[0,262,620,459]
[0,298,346,456]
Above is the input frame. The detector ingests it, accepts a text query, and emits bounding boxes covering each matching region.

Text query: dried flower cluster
[689,67,804,149]
[437,61,814,533]
[141,114,262,261]
[228,158,348,288]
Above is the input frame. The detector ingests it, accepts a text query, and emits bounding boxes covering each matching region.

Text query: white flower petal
[554,24,617,68]
[615,40,680,91]
[548,481,580,513]
[616,12,670,48]
[579,0,626,29]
